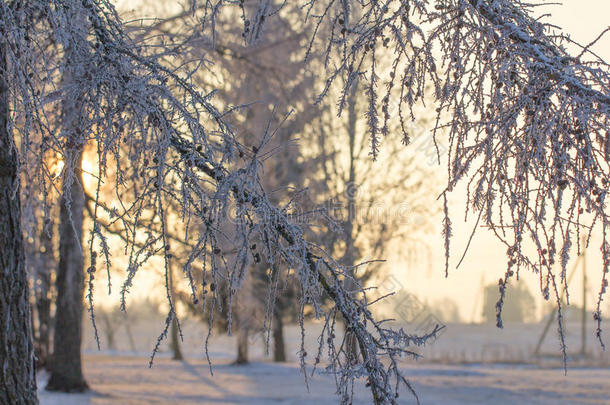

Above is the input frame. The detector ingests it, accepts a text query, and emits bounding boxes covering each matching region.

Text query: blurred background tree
[482,282,537,324]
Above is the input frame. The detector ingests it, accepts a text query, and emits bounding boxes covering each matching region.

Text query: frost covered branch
[197,0,610,362]
[2,0,442,403]
[4,0,610,403]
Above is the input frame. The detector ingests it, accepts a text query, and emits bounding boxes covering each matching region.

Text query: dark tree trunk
[34,220,54,370]
[234,295,249,364]
[0,43,38,405]
[46,146,88,392]
[47,7,88,389]
[272,308,286,362]
[343,322,360,365]
[170,316,183,360]
[236,324,249,364]
[168,264,183,360]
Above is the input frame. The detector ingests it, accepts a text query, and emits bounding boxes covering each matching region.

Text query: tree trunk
[235,324,249,364]
[170,316,183,360]
[234,295,249,364]
[343,322,359,365]
[46,146,88,392]
[342,80,360,365]
[272,308,286,362]
[34,220,54,370]
[100,311,116,351]
[46,4,89,390]
[124,315,137,352]
[0,42,38,405]
[168,264,183,360]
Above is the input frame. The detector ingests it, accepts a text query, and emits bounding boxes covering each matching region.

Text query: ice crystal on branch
[3,1,442,403]
[3,0,610,404]
[197,0,610,372]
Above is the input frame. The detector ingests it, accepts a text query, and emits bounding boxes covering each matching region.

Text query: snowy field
[36,318,610,404]
[79,317,610,366]
[38,356,610,404]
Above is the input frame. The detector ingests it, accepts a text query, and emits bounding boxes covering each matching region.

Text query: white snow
[37,355,610,404]
[37,319,610,404]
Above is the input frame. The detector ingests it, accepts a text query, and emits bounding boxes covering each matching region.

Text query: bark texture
[46,3,89,390]
[0,43,38,405]
[33,220,54,370]
[46,148,88,392]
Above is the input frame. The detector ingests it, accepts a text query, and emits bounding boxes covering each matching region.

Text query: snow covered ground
[38,356,610,404]
[37,318,610,404]
[79,317,610,366]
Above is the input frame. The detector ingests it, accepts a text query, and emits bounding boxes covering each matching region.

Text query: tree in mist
[482,282,536,324]
[168,263,184,360]
[96,299,154,352]
[132,3,317,364]
[302,73,438,362]
[1,1,610,405]
[429,298,462,324]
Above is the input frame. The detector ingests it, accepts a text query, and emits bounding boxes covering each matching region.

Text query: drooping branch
[170,132,444,404]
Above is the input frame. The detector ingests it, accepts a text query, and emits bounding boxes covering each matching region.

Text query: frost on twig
[5,0,610,403]
[3,1,442,403]
[278,0,610,362]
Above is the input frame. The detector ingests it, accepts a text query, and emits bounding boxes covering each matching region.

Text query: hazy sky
[409,0,610,322]
[108,1,610,323]
[549,0,610,60]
